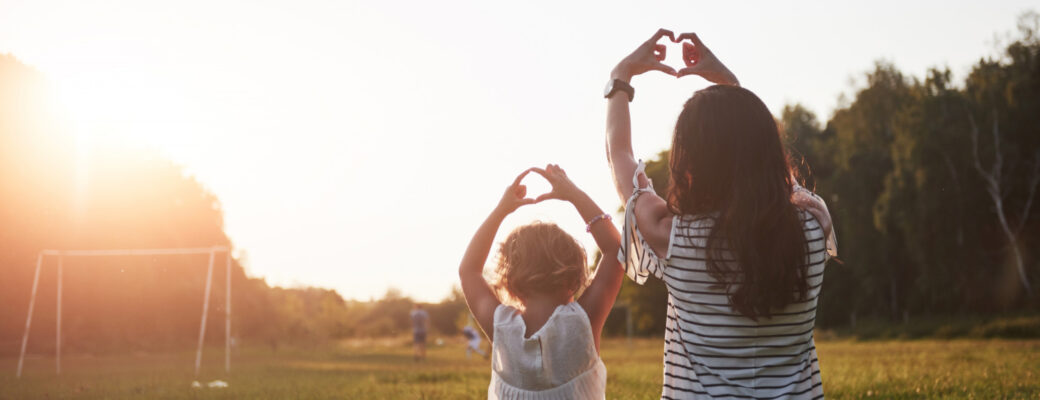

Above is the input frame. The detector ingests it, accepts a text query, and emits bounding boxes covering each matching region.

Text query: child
[459,164,623,399]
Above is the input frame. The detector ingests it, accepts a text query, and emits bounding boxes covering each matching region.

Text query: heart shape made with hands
[650,31,711,77]
[518,170,553,203]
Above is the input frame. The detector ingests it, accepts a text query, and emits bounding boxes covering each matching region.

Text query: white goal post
[16,246,232,379]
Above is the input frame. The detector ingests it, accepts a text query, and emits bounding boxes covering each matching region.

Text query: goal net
[16,246,232,379]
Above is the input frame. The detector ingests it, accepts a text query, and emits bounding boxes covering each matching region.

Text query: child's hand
[530,164,583,203]
[494,169,538,215]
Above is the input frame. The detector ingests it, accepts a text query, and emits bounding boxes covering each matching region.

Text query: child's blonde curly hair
[494,221,588,305]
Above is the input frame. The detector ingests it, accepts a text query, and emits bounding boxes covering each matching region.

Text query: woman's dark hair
[668,85,808,320]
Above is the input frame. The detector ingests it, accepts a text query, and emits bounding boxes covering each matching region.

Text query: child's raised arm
[529,165,622,351]
[458,169,537,341]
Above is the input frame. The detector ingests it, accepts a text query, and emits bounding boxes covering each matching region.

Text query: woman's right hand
[612,29,679,81]
[792,189,833,238]
[675,32,739,86]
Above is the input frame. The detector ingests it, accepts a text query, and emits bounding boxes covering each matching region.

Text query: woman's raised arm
[605,30,679,258]
[605,29,676,202]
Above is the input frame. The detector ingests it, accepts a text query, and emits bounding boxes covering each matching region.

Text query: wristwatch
[604,78,634,102]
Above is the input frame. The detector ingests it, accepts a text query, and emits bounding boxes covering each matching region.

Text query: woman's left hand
[612,29,679,81]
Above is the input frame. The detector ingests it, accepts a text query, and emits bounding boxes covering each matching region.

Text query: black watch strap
[604,79,634,102]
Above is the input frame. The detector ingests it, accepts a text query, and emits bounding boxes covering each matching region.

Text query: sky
[0,0,1034,302]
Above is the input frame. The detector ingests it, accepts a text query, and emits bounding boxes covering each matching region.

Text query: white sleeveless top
[488,302,607,400]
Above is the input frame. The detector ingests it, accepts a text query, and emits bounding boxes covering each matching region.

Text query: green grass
[3,338,1039,399]
[827,315,1040,340]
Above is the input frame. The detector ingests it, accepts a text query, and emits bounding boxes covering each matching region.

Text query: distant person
[459,165,623,399]
[410,304,430,362]
[461,325,487,359]
[602,29,836,399]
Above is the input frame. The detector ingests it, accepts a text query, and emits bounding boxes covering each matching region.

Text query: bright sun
[51,64,192,153]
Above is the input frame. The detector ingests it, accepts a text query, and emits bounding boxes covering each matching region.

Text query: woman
[604,29,835,399]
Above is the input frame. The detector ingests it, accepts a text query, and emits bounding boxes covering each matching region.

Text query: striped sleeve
[618,161,672,285]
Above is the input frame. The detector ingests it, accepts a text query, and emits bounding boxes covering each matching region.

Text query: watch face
[604,80,615,97]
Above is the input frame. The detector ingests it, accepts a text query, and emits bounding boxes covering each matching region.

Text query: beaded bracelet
[585,214,612,232]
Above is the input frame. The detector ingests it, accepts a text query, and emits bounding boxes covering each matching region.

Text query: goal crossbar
[40,247,229,256]
[16,246,232,379]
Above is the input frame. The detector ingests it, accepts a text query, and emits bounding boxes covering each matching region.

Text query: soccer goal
[16,246,232,379]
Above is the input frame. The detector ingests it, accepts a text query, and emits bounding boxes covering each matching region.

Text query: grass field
[3,338,1039,399]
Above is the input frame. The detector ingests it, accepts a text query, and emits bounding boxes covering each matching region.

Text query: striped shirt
[618,164,828,400]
